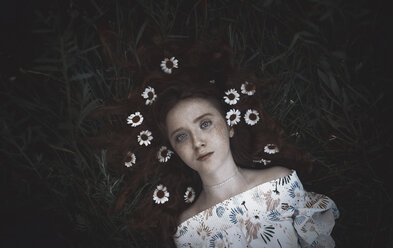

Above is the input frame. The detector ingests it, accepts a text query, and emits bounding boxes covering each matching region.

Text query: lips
[197,152,214,161]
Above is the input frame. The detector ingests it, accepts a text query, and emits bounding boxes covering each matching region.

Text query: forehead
[166,97,221,128]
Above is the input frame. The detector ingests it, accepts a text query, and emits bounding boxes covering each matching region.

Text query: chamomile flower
[153,184,170,204]
[264,144,279,154]
[240,81,256,95]
[225,109,241,126]
[244,109,260,126]
[252,158,271,166]
[160,57,178,74]
[126,111,144,127]
[223,89,240,105]
[157,146,174,163]
[184,187,196,204]
[124,152,136,167]
[141,86,157,105]
[137,130,153,146]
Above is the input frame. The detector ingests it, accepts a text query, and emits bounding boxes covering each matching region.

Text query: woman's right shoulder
[178,193,205,225]
[178,207,195,224]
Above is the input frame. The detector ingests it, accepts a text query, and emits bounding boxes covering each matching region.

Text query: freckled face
[166,98,234,174]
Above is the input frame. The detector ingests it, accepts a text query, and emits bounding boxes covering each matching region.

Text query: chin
[200,162,221,174]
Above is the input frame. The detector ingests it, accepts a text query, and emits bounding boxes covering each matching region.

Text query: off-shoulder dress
[173,170,339,248]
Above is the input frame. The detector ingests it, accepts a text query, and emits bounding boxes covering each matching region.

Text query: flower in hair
[244,109,260,126]
[264,144,279,154]
[157,146,174,163]
[226,109,241,126]
[153,184,170,204]
[253,158,271,166]
[209,79,216,84]
[241,81,256,96]
[124,151,136,167]
[160,57,178,74]
[127,112,144,127]
[184,187,196,204]
[223,89,240,105]
[138,130,153,146]
[141,86,157,105]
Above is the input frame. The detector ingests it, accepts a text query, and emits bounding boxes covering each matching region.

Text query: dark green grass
[1,0,392,247]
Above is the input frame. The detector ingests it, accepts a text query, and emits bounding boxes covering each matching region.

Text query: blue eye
[175,133,187,142]
[201,120,212,129]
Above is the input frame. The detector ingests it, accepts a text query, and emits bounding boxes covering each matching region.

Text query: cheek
[173,144,192,162]
[212,122,230,144]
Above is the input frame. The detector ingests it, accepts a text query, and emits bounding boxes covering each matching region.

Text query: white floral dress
[173,170,339,248]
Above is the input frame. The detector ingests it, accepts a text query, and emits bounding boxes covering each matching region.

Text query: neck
[199,163,248,203]
[203,167,240,188]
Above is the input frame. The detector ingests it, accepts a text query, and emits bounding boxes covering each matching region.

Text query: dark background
[1,0,392,247]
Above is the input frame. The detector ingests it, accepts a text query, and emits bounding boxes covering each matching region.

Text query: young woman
[91,36,339,247]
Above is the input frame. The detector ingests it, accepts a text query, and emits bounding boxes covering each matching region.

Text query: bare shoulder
[241,166,292,187]
[178,194,205,224]
[178,206,196,224]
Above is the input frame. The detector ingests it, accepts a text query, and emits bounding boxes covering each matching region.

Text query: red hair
[83,31,312,246]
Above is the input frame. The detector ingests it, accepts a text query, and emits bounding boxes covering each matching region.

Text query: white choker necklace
[203,169,241,189]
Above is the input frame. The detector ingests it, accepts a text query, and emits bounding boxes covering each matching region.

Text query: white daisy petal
[225,109,241,126]
[240,81,256,96]
[160,57,179,74]
[124,152,136,167]
[252,158,271,165]
[153,184,170,204]
[141,86,157,105]
[223,89,240,105]
[171,57,179,68]
[157,146,174,163]
[244,109,260,126]
[137,130,153,146]
[126,111,144,127]
[184,187,196,203]
[264,144,279,154]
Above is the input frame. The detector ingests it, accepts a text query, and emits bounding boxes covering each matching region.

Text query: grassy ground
[1,0,392,247]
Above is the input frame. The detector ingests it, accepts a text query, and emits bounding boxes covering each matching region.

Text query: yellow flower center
[166,61,173,69]
[157,190,165,198]
[161,150,168,157]
[125,155,133,162]
[268,145,275,149]
[246,83,255,91]
[132,116,140,122]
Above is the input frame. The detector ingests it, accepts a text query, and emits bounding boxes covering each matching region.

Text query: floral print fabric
[174,170,339,248]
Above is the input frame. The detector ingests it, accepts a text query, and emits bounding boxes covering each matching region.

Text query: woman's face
[166,97,234,174]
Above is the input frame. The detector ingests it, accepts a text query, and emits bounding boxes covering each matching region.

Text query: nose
[191,132,206,150]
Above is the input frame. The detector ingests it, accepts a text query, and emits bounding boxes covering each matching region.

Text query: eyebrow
[170,113,213,138]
